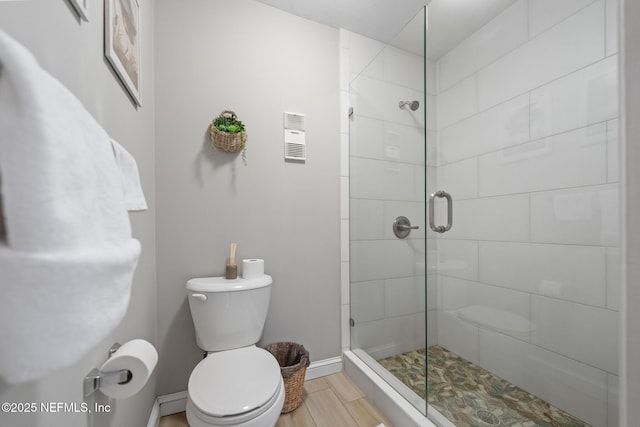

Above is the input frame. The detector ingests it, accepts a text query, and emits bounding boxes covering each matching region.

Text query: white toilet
[185,275,285,427]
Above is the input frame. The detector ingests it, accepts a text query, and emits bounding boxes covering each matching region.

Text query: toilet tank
[186,275,272,352]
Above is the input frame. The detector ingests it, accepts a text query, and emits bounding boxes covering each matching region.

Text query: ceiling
[255,0,428,46]
[255,0,518,59]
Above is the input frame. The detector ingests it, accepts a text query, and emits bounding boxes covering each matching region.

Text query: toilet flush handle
[191,293,207,302]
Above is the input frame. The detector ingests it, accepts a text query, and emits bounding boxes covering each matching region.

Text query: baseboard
[146,399,161,427]
[155,356,344,417]
[305,356,343,380]
[158,390,189,417]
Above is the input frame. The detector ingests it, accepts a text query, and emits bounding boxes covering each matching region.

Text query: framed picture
[69,0,89,21]
[105,0,141,106]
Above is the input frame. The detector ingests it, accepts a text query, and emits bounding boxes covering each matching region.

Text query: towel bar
[83,343,132,397]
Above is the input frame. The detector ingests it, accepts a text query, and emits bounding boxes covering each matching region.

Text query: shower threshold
[378,346,589,427]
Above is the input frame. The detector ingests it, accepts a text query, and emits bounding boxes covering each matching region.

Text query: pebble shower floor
[377,346,589,427]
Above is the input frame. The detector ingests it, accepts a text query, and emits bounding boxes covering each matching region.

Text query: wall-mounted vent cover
[284,112,305,131]
[285,141,306,160]
[284,112,306,161]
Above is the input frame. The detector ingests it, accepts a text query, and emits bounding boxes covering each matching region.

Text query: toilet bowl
[185,275,284,427]
[186,346,284,427]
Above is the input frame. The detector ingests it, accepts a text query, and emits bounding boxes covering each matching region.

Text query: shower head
[399,100,420,111]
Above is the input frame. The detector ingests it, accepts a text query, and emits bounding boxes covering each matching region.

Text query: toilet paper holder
[83,343,133,397]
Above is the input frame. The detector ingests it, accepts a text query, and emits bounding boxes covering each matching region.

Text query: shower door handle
[428,191,453,233]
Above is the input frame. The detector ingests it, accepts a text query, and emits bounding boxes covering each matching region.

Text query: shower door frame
[344,5,430,418]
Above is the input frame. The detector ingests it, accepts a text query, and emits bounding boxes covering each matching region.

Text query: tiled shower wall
[340,27,429,360]
[433,1,619,426]
[341,1,619,425]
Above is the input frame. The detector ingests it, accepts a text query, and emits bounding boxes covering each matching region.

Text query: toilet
[185,275,285,427]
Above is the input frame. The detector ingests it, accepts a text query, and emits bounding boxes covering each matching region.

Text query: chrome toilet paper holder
[83,343,133,397]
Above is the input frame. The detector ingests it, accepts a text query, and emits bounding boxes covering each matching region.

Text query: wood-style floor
[158,372,394,427]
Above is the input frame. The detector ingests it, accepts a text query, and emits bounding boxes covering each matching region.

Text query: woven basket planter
[209,110,247,154]
[264,342,310,413]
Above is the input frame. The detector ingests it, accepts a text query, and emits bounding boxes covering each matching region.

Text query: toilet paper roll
[242,259,264,280]
[99,339,158,399]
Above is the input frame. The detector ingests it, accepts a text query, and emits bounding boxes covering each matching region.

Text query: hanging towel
[0,30,142,384]
[111,139,148,211]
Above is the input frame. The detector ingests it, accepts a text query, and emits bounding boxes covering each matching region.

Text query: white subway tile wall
[477,1,605,111]
[477,329,609,427]
[340,0,619,424]
[437,0,529,93]
[438,93,531,165]
[434,0,619,425]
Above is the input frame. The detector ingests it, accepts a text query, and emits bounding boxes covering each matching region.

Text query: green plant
[213,115,245,134]
[210,111,248,165]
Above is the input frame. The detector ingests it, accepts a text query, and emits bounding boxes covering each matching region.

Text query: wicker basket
[265,342,310,413]
[209,110,247,153]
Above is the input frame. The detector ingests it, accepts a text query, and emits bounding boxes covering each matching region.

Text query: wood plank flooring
[158,372,394,427]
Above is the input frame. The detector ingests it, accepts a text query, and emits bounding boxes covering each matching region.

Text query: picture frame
[105,0,141,106]
[69,0,89,21]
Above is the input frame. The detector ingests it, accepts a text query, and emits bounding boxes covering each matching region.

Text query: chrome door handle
[428,190,453,233]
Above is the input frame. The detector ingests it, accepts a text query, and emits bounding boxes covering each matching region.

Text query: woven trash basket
[265,342,310,413]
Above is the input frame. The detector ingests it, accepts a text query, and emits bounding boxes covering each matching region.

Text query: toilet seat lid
[188,346,281,417]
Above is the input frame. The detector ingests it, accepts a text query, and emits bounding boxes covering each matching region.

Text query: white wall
[154,0,341,396]
[433,1,618,425]
[343,22,429,360]
[0,1,157,427]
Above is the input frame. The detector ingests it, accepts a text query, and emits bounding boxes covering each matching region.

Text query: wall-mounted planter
[210,110,247,164]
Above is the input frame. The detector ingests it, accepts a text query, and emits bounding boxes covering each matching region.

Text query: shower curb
[343,350,445,427]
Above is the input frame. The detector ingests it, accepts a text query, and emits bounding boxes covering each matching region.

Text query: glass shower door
[348,7,428,415]
[426,0,620,425]
[349,1,620,426]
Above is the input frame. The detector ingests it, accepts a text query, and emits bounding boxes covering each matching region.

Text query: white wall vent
[284,112,306,161]
[284,112,305,131]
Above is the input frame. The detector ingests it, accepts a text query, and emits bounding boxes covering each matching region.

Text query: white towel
[0,30,141,384]
[111,139,148,211]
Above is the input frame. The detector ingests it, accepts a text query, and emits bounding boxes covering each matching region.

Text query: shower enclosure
[347,1,619,426]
